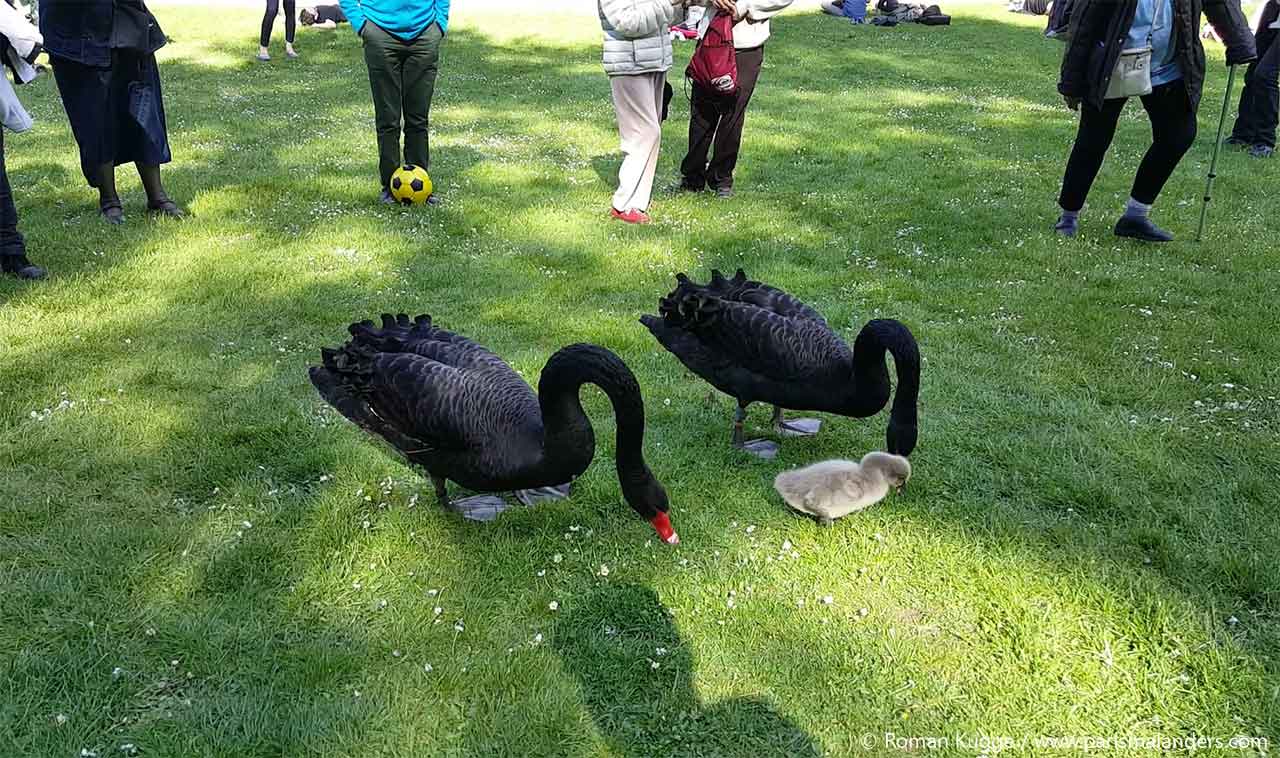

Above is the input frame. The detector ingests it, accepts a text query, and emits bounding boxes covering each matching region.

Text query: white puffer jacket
[0,1,40,133]
[599,0,677,76]
[697,0,795,50]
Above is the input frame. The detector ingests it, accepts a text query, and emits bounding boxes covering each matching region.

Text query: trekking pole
[1196,64,1238,243]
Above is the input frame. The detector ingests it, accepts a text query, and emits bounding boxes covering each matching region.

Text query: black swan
[640,269,920,459]
[308,314,678,544]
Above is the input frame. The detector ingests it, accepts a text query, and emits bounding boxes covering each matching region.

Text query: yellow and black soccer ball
[389,165,433,205]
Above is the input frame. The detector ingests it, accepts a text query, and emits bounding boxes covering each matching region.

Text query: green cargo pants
[360,21,443,191]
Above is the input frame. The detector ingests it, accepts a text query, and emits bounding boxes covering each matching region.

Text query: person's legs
[362,22,406,192]
[1247,28,1280,150]
[610,72,664,213]
[136,164,181,216]
[260,0,280,53]
[1108,81,1196,241]
[1057,97,1126,213]
[706,44,764,192]
[284,0,297,46]
[401,22,442,179]
[94,163,124,222]
[103,52,178,217]
[1130,81,1197,205]
[49,57,117,191]
[1230,56,1264,144]
[0,132,44,279]
[680,84,724,191]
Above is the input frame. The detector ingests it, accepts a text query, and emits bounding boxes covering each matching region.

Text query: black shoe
[1114,214,1173,242]
[1248,144,1274,159]
[669,180,704,194]
[147,198,185,219]
[426,193,442,206]
[1054,214,1078,237]
[100,200,125,225]
[379,190,396,205]
[714,185,734,199]
[1,254,48,280]
[1224,135,1251,150]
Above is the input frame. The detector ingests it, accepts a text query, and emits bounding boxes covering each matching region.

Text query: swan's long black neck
[843,319,920,455]
[536,344,666,520]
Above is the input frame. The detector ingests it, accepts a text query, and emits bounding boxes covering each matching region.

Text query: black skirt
[50,50,173,187]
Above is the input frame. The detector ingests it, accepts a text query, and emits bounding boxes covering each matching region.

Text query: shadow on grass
[547,583,821,757]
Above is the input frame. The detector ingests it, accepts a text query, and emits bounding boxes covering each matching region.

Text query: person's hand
[1064,95,1081,111]
[713,0,737,14]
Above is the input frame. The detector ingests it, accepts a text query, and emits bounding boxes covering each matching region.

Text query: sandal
[100,200,125,225]
[147,199,185,219]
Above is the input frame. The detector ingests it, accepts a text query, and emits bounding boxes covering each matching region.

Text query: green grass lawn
[2,4,1278,756]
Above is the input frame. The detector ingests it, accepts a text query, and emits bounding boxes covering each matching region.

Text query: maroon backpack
[685,12,738,96]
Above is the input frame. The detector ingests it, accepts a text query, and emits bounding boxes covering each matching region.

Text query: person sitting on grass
[1054,0,1256,242]
[0,0,45,280]
[338,0,447,205]
[300,4,348,28]
[1226,0,1278,158]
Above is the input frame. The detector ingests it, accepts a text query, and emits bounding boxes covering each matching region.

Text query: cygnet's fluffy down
[773,452,911,525]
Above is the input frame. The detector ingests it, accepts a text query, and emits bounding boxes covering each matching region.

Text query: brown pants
[680,44,764,191]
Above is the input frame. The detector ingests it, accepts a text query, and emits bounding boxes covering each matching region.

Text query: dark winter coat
[38,0,167,68]
[1059,0,1256,111]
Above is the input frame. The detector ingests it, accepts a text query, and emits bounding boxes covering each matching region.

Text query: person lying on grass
[300,4,347,28]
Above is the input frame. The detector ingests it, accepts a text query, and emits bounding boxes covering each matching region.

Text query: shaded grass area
[1,5,1277,756]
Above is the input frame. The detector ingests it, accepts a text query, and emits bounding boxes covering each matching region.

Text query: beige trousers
[609,71,666,212]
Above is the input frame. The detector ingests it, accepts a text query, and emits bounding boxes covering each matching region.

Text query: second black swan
[641,269,920,459]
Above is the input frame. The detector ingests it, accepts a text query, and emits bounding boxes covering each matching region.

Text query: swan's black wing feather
[312,315,542,484]
[349,313,510,372]
[677,300,846,381]
[648,276,848,382]
[695,268,827,324]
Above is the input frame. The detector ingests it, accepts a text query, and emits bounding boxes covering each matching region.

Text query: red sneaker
[610,207,651,224]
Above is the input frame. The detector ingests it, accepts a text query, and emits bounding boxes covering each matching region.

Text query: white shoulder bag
[1104,0,1166,100]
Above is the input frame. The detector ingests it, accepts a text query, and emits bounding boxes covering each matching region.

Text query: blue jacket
[38,0,167,68]
[338,0,450,41]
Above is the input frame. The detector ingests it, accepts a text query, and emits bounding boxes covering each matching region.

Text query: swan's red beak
[650,512,679,545]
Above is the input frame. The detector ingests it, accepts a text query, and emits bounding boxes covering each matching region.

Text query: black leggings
[1058,80,1197,212]
[260,0,296,47]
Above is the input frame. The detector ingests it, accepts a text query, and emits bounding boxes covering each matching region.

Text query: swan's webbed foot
[515,483,573,507]
[447,495,512,522]
[777,418,822,437]
[737,439,780,460]
[816,516,835,528]
[732,404,779,459]
[771,406,822,437]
